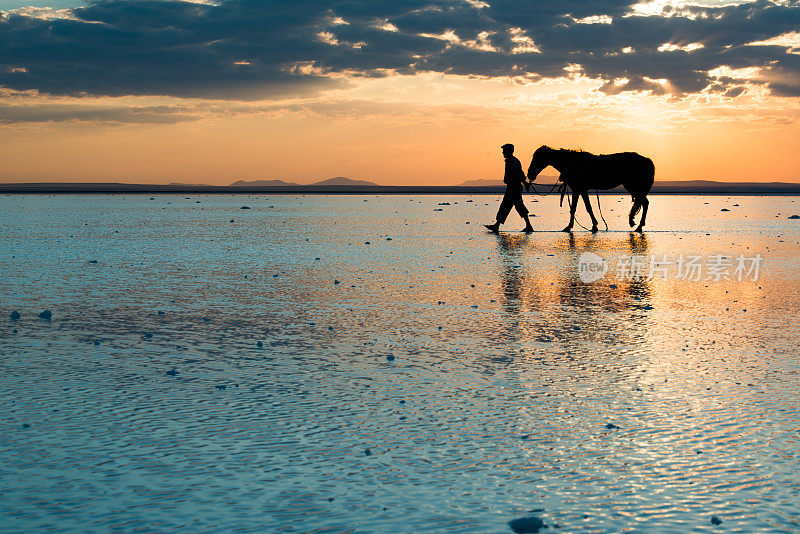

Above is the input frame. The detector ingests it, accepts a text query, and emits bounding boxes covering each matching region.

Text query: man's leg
[514,192,534,233]
[486,191,513,232]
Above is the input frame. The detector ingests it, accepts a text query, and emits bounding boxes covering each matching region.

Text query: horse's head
[527,145,553,181]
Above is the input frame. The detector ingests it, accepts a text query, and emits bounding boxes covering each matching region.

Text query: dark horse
[527,146,655,232]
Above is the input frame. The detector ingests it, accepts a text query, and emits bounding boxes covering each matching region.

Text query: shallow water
[1,193,799,533]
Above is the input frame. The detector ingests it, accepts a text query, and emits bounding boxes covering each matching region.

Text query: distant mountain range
[231,176,377,187]
[2,178,800,194]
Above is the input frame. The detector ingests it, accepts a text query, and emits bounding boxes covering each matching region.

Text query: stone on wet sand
[605,423,619,429]
[38,310,52,320]
[508,516,545,533]
[789,215,800,219]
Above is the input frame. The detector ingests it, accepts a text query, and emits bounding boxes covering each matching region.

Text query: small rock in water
[334,280,340,285]
[93,340,101,346]
[10,311,20,320]
[720,208,729,212]
[202,317,211,322]
[508,516,545,533]
[165,368,179,376]
[609,284,617,289]
[158,310,165,315]
[230,219,234,222]
[22,423,30,429]
[438,202,451,205]
[364,448,372,456]
[241,206,251,209]
[215,384,227,390]
[789,215,800,219]
[38,310,52,320]
[256,341,263,348]
[711,516,722,526]
[88,260,98,263]
[386,355,395,361]
[605,423,619,429]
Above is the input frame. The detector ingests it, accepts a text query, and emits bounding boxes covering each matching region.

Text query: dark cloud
[0,102,202,123]
[0,0,798,101]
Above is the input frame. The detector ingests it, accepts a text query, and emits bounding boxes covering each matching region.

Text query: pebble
[711,516,722,525]
[256,341,263,348]
[789,215,800,219]
[93,340,101,346]
[202,317,211,322]
[241,206,251,209]
[38,310,52,320]
[386,355,395,361]
[364,448,372,456]
[508,516,545,533]
[158,310,165,315]
[165,368,179,376]
[10,311,20,320]
[215,384,227,390]
[88,260,98,263]
[605,423,619,429]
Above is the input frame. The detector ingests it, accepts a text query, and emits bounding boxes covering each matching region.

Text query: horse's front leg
[563,192,579,232]
[581,191,598,233]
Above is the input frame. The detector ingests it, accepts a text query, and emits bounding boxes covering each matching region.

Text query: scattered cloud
[0,0,797,105]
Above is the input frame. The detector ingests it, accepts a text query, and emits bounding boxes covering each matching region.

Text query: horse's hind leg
[635,196,649,233]
[581,191,598,233]
[629,197,641,228]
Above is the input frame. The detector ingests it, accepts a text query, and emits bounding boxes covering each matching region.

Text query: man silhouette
[484,143,534,234]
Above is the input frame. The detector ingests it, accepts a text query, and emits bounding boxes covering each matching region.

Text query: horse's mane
[539,145,593,157]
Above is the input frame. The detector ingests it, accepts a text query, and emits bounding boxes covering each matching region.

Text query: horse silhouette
[527,146,655,232]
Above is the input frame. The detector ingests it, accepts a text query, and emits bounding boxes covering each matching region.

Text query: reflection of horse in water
[526,146,655,233]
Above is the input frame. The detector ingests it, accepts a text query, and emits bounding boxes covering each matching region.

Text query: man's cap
[501,143,514,151]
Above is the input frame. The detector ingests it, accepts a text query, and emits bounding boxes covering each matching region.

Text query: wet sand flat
[1,194,799,532]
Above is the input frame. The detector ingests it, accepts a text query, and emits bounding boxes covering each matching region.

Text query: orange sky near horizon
[2,72,799,186]
[2,1,800,186]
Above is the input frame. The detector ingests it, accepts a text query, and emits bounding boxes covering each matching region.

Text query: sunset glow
[1,0,799,185]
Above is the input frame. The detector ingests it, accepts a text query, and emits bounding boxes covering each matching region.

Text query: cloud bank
[0,0,798,101]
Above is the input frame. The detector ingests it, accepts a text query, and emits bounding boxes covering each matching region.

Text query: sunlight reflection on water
[0,194,799,532]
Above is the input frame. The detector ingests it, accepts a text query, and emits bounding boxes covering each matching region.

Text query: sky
[0,0,799,185]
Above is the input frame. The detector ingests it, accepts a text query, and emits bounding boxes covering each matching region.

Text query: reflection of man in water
[484,143,534,234]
